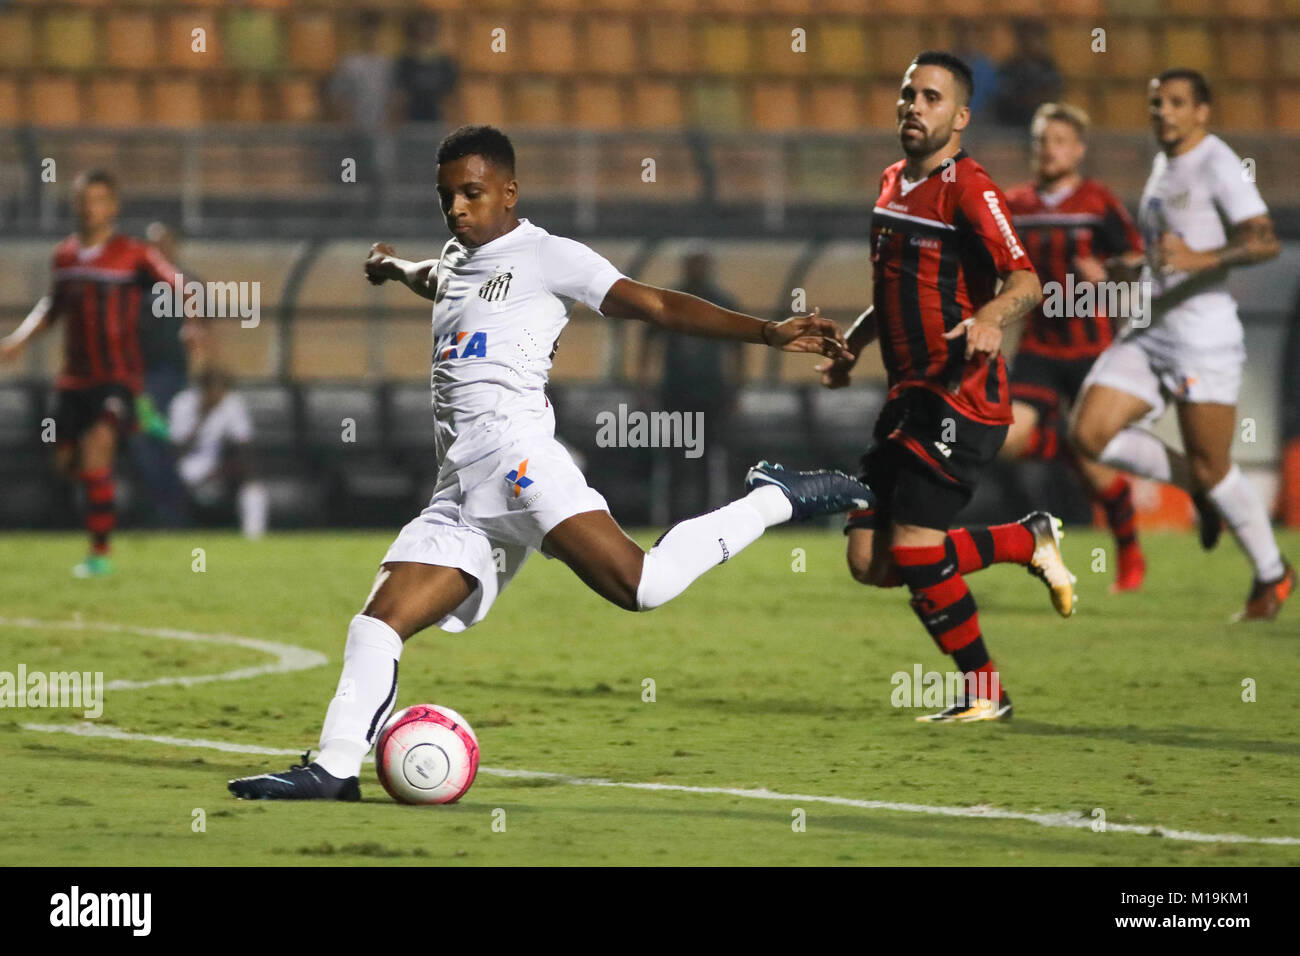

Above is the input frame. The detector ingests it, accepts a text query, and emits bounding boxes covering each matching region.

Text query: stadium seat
[645,17,695,75]
[814,21,869,78]
[462,14,516,73]
[729,384,815,468]
[151,77,205,128]
[1277,86,1300,133]
[630,79,686,128]
[1162,0,1213,14]
[0,11,35,68]
[756,23,810,77]
[1216,86,1267,131]
[225,10,284,72]
[582,18,639,76]
[302,384,382,451]
[164,12,221,70]
[809,83,863,132]
[229,79,269,123]
[873,22,927,77]
[279,77,323,123]
[1161,25,1213,73]
[385,383,438,459]
[1281,28,1300,80]
[457,77,508,126]
[700,19,752,75]
[526,16,578,75]
[1220,0,1273,18]
[550,382,640,448]
[807,382,888,473]
[380,318,435,382]
[88,77,145,127]
[1220,27,1273,81]
[287,11,338,73]
[573,80,626,129]
[237,383,299,451]
[42,11,97,70]
[752,81,803,132]
[0,78,18,124]
[105,12,158,69]
[688,80,746,130]
[29,75,82,126]
[550,314,612,382]
[1100,85,1150,130]
[866,81,902,127]
[512,77,567,127]
[1102,24,1159,79]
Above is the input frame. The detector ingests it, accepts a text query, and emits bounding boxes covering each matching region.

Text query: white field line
[0,616,327,689]
[22,721,1300,847]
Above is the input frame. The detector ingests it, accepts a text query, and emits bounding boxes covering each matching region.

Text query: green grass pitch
[1,527,1298,866]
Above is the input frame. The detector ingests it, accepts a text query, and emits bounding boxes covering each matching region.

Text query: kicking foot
[744,460,874,521]
[1020,511,1076,617]
[916,697,1013,722]
[72,555,114,578]
[229,751,361,801]
[1231,561,1295,623]
[1193,492,1222,551]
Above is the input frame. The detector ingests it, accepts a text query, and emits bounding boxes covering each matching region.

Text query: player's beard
[900,122,954,160]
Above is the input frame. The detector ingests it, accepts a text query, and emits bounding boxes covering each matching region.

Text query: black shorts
[845,387,1007,533]
[1008,350,1098,422]
[52,384,137,444]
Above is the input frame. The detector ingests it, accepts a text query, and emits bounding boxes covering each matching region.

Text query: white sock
[1207,465,1285,582]
[635,488,788,610]
[238,481,268,539]
[316,614,403,779]
[1099,428,1176,483]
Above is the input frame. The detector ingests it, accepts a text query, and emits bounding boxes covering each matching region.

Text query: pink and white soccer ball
[375,704,479,805]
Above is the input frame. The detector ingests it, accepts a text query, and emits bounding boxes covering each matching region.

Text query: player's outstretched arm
[0,295,55,362]
[598,277,853,361]
[1156,215,1281,276]
[364,242,440,301]
[942,268,1042,360]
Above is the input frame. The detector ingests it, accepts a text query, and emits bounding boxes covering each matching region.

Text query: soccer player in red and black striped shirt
[1003,103,1147,592]
[816,52,1077,722]
[0,169,185,577]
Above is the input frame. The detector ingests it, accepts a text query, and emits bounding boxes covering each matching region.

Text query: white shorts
[1081,334,1244,418]
[383,436,609,632]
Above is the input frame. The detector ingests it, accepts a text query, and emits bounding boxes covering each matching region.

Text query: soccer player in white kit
[1071,70,1292,621]
[229,125,873,799]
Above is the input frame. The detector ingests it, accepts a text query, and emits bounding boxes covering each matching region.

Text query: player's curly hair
[436,125,516,175]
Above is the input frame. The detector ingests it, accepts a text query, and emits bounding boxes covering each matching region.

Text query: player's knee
[1186,451,1229,490]
[1070,418,1110,462]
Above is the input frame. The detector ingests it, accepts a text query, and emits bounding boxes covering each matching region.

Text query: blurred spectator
[326,13,396,130]
[169,366,267,539]
[993,20,1064,129]
[130,221,205,527]
[637,247,743,521]
[950,20,996,118]
[395,14,459,124]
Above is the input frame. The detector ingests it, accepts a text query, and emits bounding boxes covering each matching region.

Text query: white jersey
[169,389,254,487]
[1129,133,1268,352]
[428,218,624,470]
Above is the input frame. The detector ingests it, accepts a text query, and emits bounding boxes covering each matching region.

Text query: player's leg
[1178,401,1294,620]
[1002,400,1057,460]
[73,417,120,577]
[543,461,871,611]
[1072,453,1144,592]
[229,561,478,800]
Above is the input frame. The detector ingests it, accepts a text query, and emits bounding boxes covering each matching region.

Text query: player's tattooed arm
[0,295,55,361]
[944,268,1041,360]
[599,278,853,360]
[1156,215,1280,274]
[364,242,440,301]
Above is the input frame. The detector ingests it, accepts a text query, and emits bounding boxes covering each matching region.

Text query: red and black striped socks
[948,522,1034,574]
[1097,474,1138,552]
[81,468,115,555]
[892,541,1007,703]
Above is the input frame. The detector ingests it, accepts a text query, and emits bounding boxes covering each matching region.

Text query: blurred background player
[815,52,1074,723]
[1071,69,1292,621]
[637,245,742,521]
[169,365,268,540]
[0,169,190,577]
[1002,103,1147,592]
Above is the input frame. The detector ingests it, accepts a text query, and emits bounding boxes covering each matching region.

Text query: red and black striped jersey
[1005,179,1142,360]
[870,149,1034,425]
[49,233,179,394]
